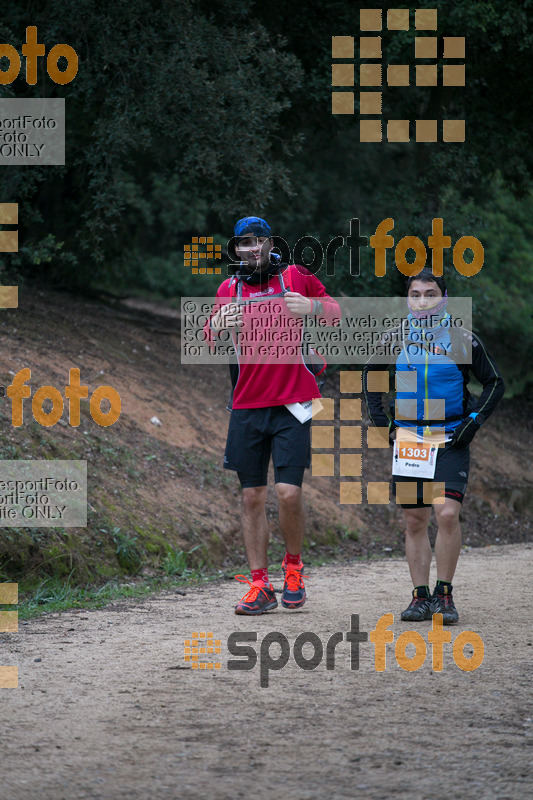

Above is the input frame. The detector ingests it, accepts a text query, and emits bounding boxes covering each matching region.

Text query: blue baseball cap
[234,216,272,238]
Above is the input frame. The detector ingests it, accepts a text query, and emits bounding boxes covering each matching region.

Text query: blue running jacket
[362,312,504,439]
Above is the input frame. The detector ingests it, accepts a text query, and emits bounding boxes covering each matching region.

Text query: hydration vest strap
[229,265,294,299]
[399,415,463,426]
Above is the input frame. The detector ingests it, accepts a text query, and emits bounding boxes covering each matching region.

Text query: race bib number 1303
[392,440,438,478]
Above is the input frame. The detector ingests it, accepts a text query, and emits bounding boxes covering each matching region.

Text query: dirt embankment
[0,284,530,589]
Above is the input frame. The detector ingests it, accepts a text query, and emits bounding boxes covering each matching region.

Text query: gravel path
[2,544,532,800]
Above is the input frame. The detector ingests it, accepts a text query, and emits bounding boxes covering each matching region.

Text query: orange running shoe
[234,575,278,615]
[281,558,307,609]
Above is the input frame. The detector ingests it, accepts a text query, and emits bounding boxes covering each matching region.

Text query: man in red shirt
[205,216,340,615]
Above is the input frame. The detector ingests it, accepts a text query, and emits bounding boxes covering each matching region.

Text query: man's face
[235,236,273,270]
[407,279,443,312]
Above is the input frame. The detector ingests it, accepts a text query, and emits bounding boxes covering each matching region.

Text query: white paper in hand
[285,399,323,424]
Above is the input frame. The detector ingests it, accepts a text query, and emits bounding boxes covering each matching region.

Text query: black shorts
[224,405,311,488]
[392,441,470,508]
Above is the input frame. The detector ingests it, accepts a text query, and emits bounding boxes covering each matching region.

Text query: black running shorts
[224,405,311,488]
[393,440,470,508]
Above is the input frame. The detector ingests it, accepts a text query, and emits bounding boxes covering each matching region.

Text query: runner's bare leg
[403,506,432,586]
[275,483,305,556]
[241,486,269,571]
[433,497,462,582]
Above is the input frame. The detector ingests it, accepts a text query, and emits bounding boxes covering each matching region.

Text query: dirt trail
[2,543,532,800]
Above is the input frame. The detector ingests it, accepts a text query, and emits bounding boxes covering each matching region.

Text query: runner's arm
[362,330,398,431]
[299,270,341,326]
[202,282,240,348]
[466,333,505,425]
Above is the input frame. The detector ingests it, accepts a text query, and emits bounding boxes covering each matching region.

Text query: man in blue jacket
[363,269,504,623]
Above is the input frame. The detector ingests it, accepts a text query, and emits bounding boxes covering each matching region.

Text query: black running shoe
[431,585,459,624]
[400,589,432,621]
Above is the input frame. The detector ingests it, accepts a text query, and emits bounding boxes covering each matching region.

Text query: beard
[236,255,283,285]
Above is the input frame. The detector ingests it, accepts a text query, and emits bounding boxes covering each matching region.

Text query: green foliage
[0,0,303,286]
[457,185,533,394]
[18,574,174,618]
[110,527,144,573]
[339,525,360,542]
[24,573,79,607]
[163,545,201,577]
[0,0,530,390]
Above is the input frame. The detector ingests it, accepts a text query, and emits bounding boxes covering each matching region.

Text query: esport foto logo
[187,613,484,687]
